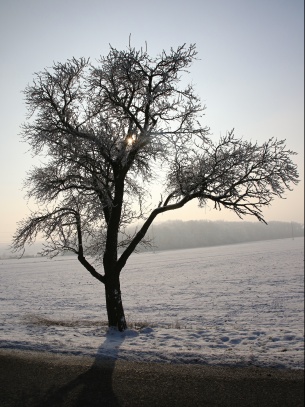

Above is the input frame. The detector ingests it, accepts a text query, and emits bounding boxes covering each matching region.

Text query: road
[0,350,303,406]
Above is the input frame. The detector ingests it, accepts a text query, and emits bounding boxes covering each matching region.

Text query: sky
[0,0,304,243]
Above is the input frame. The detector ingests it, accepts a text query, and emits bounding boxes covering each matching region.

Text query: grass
[23,314,190,330]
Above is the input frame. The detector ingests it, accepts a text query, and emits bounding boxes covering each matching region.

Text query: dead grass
[23,314,107,328]
[23,314,188,330]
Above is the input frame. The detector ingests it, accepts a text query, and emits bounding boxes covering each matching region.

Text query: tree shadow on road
[35,329,125,407]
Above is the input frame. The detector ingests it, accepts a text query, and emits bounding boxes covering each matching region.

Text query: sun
[126,134,136,146]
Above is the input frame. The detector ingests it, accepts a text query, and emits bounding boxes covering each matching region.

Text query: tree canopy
[13,43,299,330]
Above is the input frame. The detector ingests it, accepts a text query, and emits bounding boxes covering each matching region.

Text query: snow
[0,237,304,369]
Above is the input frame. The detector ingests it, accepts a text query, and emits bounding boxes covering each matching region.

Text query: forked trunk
[105,276,127,331]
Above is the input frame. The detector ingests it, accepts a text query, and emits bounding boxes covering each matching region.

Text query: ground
[0,349,304,407]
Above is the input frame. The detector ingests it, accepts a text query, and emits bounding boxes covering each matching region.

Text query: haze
[0,0,303,244]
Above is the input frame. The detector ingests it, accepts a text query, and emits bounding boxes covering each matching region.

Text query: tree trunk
[105,276,127,331]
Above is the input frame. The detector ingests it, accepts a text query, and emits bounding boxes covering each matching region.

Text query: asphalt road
[0,350,303,406]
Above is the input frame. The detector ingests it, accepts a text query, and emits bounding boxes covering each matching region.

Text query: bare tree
[12,44,299,331]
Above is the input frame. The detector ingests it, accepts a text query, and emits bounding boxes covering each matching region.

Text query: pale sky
[0,0,303,243]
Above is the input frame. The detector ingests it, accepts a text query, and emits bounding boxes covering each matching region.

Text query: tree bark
[104,275,127,331]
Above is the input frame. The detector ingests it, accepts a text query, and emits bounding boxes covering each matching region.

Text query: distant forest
[0,220,303,258]
[134,220,304,252]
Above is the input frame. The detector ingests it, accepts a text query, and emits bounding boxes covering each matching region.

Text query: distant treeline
[0,220,303,259]
[137,220,304,252]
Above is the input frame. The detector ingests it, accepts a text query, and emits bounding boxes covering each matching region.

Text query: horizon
[1,220,303,257]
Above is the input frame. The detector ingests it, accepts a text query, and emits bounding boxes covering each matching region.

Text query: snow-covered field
[0,237,304,369]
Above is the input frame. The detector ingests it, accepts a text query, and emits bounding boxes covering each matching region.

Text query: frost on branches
[12,43,299,330]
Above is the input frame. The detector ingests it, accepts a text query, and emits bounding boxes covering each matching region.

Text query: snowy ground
[0,237,304,369]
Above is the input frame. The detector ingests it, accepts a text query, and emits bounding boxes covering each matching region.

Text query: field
[0,237,303,369]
